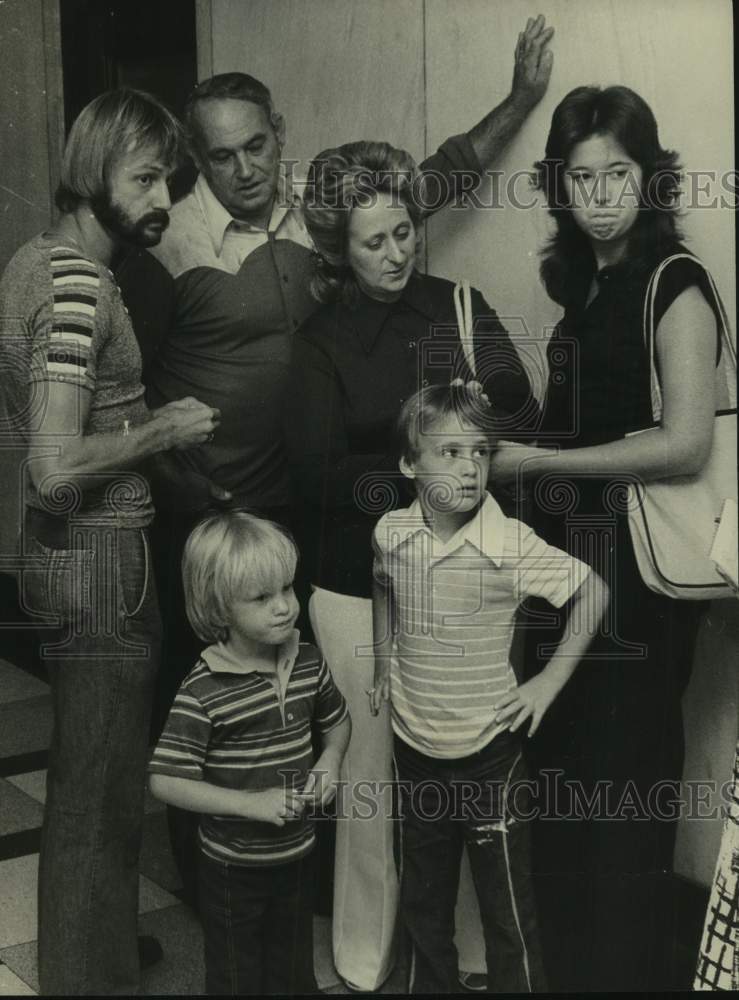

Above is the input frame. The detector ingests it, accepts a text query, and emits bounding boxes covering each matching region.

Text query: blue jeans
[21,520,161,995]
[198,850,318,995]
[394,731,547,994]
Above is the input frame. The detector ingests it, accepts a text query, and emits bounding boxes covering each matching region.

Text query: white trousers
[310,588,485,990]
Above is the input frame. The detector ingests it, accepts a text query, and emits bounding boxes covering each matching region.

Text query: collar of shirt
[349,272,442,355]
[383,492,506,566]
[201,629,301,676]
[194,172,304,258]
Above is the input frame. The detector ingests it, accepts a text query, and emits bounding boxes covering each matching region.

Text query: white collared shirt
[152,171,313,278]
[373,493,590,758]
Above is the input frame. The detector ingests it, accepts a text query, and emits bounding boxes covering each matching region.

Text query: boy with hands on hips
[370,384,607,994]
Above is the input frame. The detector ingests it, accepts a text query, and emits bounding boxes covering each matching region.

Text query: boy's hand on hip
[245,787,305,826]
[494,674,562,738]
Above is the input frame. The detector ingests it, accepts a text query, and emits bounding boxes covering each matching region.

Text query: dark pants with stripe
[393,731,546,994]
[198,850,318,995]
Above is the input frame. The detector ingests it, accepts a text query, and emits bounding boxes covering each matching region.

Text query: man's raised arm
[467,14,553,167]
[418,14,554,213]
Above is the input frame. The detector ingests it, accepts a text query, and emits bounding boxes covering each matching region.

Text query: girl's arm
[148,774,308,827]
[491,287,719,482]
[494,570,609,736]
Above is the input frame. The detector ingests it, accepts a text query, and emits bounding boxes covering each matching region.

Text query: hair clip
[450,377,491,407]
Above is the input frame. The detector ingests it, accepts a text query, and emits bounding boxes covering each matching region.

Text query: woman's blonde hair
[182,511,298,644]
[55,88,184,213]
[303,140,424,306]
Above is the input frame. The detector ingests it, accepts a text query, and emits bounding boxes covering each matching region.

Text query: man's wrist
[506,89,539,117]
[143,412,174,453]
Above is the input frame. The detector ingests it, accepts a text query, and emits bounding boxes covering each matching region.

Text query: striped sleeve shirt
[149,632,348,866]
[0,235,154,524]
[373,493,590,758]
[41,249,101,388]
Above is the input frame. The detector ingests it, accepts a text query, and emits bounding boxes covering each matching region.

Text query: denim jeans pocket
[114,529,150,621]
[21,535,94,626]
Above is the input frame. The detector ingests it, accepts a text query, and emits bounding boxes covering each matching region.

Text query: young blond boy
[149,512,351,995]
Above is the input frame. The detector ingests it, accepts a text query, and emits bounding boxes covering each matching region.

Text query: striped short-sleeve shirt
[149,632,348,866]
[0,235,153,524]
[373,493,590,758]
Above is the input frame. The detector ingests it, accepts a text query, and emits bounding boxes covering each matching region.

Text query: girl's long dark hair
[533,86,683,306]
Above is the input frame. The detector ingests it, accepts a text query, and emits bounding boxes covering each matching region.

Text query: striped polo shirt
[149,631,348,866]
[0,235,153,525]
[373,494,589,758]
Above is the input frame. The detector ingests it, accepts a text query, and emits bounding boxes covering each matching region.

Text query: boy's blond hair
[396,383,494,464]
[182,511,298,643]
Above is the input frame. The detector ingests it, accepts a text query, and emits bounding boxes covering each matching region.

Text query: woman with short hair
[285,139,539,991]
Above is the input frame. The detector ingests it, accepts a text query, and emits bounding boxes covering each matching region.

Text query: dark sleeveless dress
[523,245,721,991]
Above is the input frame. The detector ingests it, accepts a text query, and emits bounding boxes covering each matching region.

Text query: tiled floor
[0,654,405,996]
[0,637,710,996]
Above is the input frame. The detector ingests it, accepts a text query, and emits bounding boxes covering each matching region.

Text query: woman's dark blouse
[535,243,722,554]
[285,272,540,597]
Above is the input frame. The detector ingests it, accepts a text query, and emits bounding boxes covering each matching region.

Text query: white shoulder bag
[453,278,476,376]
[626,254,737,600]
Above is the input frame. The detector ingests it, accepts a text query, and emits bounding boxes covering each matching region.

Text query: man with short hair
[0,88,219,995]
[124,10,554,690]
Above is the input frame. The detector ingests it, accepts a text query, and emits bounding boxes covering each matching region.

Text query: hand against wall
[511,14,554,109]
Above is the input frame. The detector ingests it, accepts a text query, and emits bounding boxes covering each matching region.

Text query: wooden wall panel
[206,0,425,180]
[0,0,63,273]
[0,0,63,559]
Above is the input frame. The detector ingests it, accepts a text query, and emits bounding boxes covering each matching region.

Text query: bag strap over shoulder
[453,279,475,378]
[643,253,737,422]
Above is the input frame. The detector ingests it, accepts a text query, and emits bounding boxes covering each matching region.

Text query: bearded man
[0,88,219,995]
